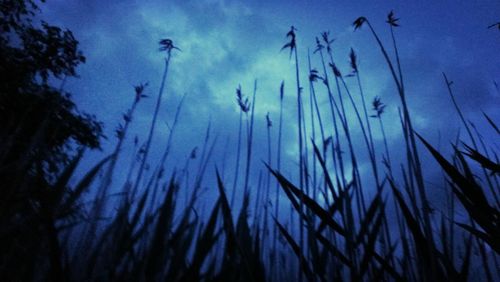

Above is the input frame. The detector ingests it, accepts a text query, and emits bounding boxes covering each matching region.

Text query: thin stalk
[231,110,243,207]
[443,74,500,206]
[291,35,306,282]
[307,51,319,205]
[355,68,376,157]
[273,81,284,282]
[101,91,140,192]
[363,19,436,278]
[316,43,344,198]
[156,92,187,175]
[132,52,172,196]
[262,112,272,258]
[339,76,380,188]
[243,80,257,196]
[378,116,392,175]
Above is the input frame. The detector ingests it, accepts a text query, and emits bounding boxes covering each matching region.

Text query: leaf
[374,243,403,281]
[455,222,500,253]
[312,141,337,201]
[458,235,473,281]
[274,218,315,281]
[54,149,84,204]
[215,169,257,281]
[358,209,384,278]
[59,153,113,215]
[487,22,500,30]
[389,179,427,255]
[267,164,346,236]
[483,111,500,135]
[417,133,491,209]
[417,134,500,243]
[186,201,221,279]
[355,190,383,245]
[314,232,351,267]
[215,169,236,251]
[462,143,500,174]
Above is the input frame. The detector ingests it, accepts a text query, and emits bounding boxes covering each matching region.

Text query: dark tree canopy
[0,1,103,279]
[0,0,103,176]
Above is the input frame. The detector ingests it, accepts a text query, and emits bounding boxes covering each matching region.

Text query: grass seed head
[134,82,149,102]
[236,85,250,113]
[281,26,297,59]
[159,38,180,53]
[266,112,272,128]
[314,37,324,54]
[329,63,342,77]
[309,69,323,82]
[349,48,358,73]
[321,31,335,52]
[371,96,386,118]
[353,17,367,30]
[386,10,400,27]
[280,80,285,101]
[190,146,198,159]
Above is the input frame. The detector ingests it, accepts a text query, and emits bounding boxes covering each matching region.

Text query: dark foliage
[0,1,102,280]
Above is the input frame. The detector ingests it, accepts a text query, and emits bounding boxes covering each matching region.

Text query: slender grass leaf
[483,112,500,135]
[60,153,113,216]
[274,218,315,281]
[268,165,345,236]
[314,232,352,267]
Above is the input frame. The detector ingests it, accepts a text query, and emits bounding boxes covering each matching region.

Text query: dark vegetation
[1,1,498,281]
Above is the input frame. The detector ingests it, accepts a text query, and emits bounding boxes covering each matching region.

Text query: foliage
[0,1,102,280]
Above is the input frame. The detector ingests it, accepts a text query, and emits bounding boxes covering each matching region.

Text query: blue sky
[39,0,500,210]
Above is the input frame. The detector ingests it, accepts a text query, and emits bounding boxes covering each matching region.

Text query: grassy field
[1,8,499,282]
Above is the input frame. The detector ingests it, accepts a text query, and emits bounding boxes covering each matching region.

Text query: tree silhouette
[0,1,102,279]
[0,1,102,170]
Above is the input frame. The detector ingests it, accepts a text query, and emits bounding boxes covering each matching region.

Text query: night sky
[39,0,500,208]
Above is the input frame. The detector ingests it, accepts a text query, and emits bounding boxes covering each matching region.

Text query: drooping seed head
[236,85,250,113]
[281,26,297,59]
[353,17,367,30]
[349,48,358,73]
[309,69,323,82]
[190,147,198,159]
[280,81,285,101]
[329,63,342,77]
[159,38,181,53]
[266,112,272,128]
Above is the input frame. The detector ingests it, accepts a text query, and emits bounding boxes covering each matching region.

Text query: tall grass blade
[274,218,315,281]
[268,164,345,236]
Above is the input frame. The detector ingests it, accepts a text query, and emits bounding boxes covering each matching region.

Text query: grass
[1,9,499,282]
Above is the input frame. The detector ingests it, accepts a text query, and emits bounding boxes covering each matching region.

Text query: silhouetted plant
[131,38,179,196]
[0,1,103,280]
